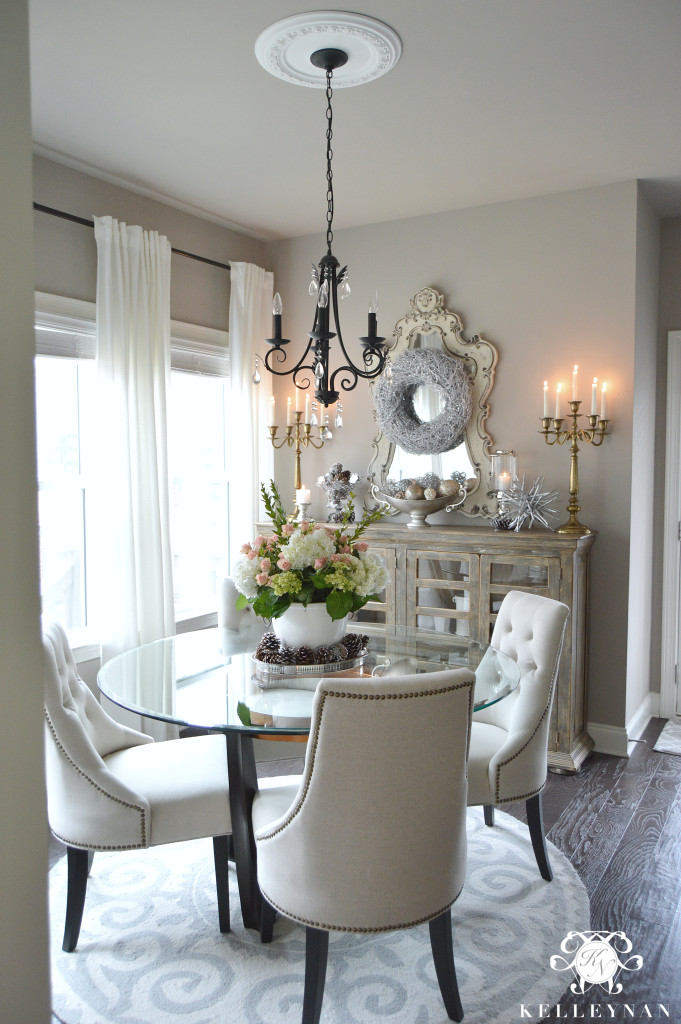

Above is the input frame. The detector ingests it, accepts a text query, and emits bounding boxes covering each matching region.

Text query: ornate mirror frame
[368,287,498,518]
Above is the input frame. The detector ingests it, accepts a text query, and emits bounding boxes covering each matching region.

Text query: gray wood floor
[50,716,681,1021]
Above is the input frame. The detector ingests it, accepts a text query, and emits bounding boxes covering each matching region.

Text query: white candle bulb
[286,396,292,426]
[272,292,283,316]
[600,383,608,420]
[295,388,303,413]
[269,395,276,426]
[543,380,549,418]
[572,364,579,401]
[555,383,562,420]
[305,393,311,423]
[591,377,598,415]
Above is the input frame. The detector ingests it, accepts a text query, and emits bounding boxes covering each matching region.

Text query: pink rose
[254,535,265,548]
[300,520,311,530]
[340,545,352,554]
[325,528,335,538]
[260,557,271,571]
[240,543,252,554]
[277,558,292,571]
[282,523,296,536]
[314,557,327,569]
[247,550,258,561]
[331,553,344,563]
[256,573,270,586]
[355,542,368,552]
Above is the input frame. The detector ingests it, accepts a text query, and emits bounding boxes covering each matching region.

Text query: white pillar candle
[269,395,276,426]
[543,380,549,418]
[305,393,311,423]
[286,396,292,426]
[572,364,579,401]
[600,383,607,420]
[295,387,303,413]
[591,377,598,415]
[296,487,311,504]
[555,383,562,419]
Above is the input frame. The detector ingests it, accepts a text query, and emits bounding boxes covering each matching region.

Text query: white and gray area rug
[50,810,589,1024]
[654,718,681,755]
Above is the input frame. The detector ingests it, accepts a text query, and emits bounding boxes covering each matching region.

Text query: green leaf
[253,588,289,618]
[236,701,251,726]
[235,593,250,611]
[326,589,354,621]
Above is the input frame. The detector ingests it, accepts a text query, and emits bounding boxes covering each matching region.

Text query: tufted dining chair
[252,668,476,1024]
[466,591,569,881]
[43,621,233,951]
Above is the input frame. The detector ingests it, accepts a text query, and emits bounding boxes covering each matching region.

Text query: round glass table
[98,623,520,933]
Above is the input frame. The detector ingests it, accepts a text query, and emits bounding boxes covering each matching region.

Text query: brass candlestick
[540,400,610,535]
[268,411,326,517]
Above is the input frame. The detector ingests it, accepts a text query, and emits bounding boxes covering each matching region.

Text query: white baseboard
[588,691,661,758]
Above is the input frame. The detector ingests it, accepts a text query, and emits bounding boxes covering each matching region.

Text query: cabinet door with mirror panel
[368,287,498,518]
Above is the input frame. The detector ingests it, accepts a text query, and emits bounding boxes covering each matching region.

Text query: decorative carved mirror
[368,287,497,518]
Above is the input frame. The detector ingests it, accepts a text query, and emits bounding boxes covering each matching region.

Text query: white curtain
[92,216,175,665]
[227,262,274,561]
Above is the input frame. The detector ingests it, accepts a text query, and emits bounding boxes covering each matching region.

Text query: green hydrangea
[270,571,302,597]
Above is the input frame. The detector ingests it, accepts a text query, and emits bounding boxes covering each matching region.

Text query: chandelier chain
[325,67,334,255]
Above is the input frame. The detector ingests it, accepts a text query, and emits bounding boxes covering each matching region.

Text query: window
[34,292,229,637]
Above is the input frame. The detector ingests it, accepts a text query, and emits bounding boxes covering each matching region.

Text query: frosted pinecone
[256,632,280,658]
[295,646,315,665]
[342,634,364,657]
[314,645,332,663]
[327,643,348,663]
[277,646,296,665]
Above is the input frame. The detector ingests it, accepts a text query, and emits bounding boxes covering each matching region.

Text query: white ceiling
[29,0,681,241]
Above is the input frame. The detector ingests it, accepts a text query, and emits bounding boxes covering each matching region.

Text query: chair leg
[260,897,276,944]
[212,835,231,933]
[302,927,329,1024]
[63,846,90,952]
[429,909,463,1022]
[483,804,495,827]
[526,792,553,881]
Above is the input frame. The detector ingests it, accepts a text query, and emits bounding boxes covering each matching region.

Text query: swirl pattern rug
[50,810,589,1024]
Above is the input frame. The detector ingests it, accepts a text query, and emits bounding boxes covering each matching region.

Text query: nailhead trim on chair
[493,618,568,804]
[44,710,148,849]
[259,885,465,936]
[257,680,474,845]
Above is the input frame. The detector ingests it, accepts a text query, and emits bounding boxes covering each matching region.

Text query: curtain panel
[93,216,175,664]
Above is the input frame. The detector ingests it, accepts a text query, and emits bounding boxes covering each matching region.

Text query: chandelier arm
[263,339,316,378]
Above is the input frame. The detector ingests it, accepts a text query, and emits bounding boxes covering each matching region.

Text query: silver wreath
[372,349,472,455]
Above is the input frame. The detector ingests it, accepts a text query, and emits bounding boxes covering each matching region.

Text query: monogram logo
[550,931,643,995]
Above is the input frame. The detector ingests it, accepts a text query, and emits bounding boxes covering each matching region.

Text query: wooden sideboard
[354,522,595,773]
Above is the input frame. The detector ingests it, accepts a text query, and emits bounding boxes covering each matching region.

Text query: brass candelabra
[268,411,326,517]
[540,401,610,535]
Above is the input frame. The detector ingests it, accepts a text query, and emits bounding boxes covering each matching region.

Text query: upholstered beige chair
[467,591,569,881]
[43,621,232,951]
[252,669,476,1024]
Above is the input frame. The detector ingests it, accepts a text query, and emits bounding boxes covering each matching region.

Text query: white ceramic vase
[272,603,348,649]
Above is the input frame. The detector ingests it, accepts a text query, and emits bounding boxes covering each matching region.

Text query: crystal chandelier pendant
[384,358,393,381]
[314,359,324,381]
[310,400,318,426]
[334,402,343,428]
[252,356,261,384]
[339,278,351,299]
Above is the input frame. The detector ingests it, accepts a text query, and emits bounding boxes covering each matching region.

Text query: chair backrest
[43,622,152,848]
[477,592,569,796]
[255,668,475,933]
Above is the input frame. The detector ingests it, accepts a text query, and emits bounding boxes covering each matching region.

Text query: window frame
[34,291,230,658]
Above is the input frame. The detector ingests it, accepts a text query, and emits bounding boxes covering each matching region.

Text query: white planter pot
[272,603,348,649]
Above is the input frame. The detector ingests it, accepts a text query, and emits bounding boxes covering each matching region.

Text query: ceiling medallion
[254,11,402,88]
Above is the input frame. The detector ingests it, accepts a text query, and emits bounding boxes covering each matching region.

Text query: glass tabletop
[98,623,520,737]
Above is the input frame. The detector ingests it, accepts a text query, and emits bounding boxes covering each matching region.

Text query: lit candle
[272,292,283,341]
[591,377,598,416]
[572,364,579,401]
[296,487,311,505]
[543,380,549,418]
[269,395,276,426]
[555,383,562,419]
[498,471,512,492]
[286,396,292,426]
[600,383,607,420]
[305,393,311,423]
[295,387,303,414]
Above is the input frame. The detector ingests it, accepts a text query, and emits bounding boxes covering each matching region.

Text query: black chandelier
[263,48,388,408]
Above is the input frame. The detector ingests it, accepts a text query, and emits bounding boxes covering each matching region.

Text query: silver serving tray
[251,650,367,678]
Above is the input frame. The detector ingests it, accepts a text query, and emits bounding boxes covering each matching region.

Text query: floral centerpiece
[234,482,388,628]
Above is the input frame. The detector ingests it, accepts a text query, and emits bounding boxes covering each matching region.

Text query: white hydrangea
[352,552,389,597]
[284,527,336,570]
[232,555,261,600]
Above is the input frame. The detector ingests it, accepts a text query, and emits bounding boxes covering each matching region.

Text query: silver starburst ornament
[505,476,560,531]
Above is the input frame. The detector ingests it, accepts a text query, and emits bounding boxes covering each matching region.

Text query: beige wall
[265,181,646,729]
[33,155,268,329]
[0,1,51,1019]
